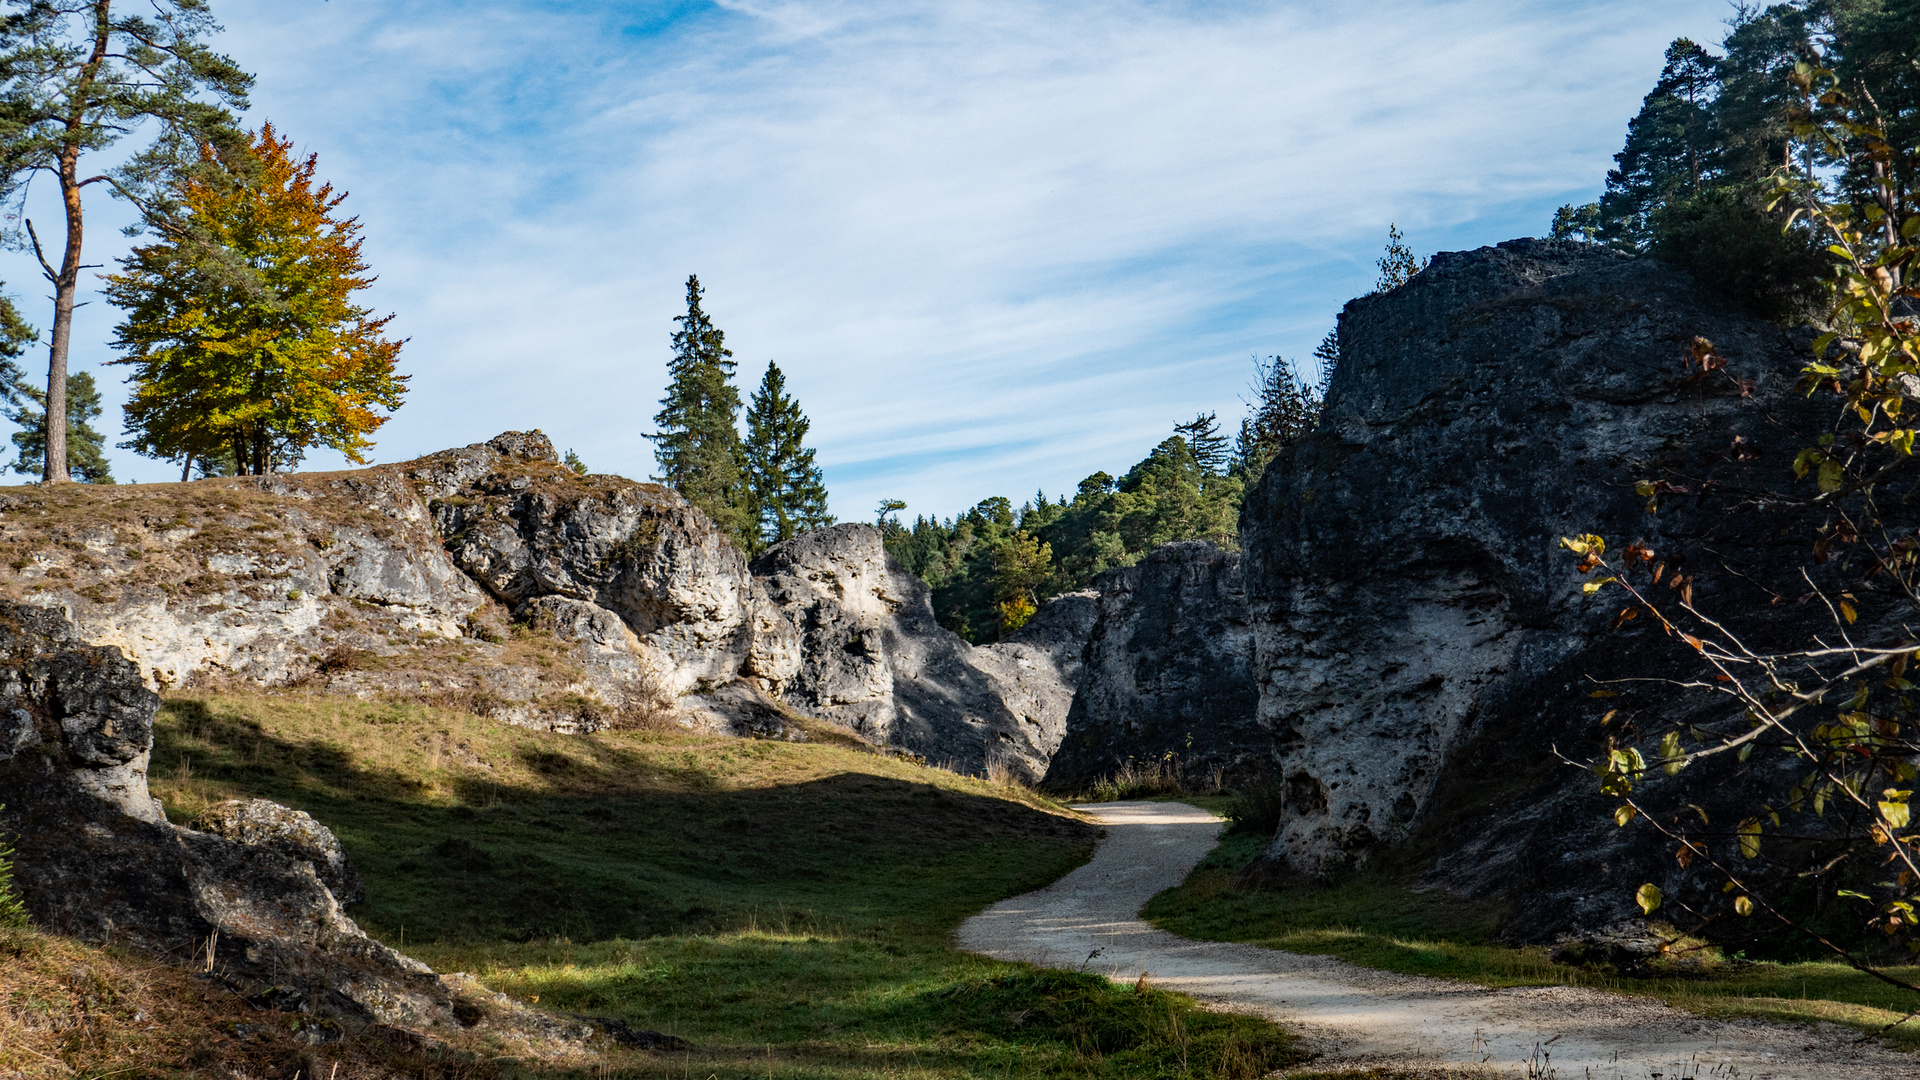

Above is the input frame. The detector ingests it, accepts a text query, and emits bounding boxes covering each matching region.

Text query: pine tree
[1311,331,1340,388]
[106,124,406,476]
[9,370,113,483]
[1172,412,1229,475]
[1234,356,1321,479]
[0,1,252,483]
[650,275,751,544]
[1596,39,1719,250]
[743,361,833,552]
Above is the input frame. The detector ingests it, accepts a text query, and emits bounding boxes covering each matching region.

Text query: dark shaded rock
[0,601,164,822]
[192,798,365,905]
[1041,542,1266,791]
[1240,239,1862,938]
[0,600,454,1028]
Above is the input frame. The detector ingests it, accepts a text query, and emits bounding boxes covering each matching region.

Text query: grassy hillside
[124,692,1301,1079]
[1145,831,1920,1051]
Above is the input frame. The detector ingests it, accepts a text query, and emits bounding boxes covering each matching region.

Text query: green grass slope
[145,693,1302,1078]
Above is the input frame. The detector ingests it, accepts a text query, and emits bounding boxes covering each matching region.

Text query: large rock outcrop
[0,434,1087,775]
[751,523,1084,779]
[1241,239,1862,937]
[0,601,454,1028]
[1040,541,1266,790]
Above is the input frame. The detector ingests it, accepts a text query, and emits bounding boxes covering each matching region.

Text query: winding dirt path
[957,801,1920,1079]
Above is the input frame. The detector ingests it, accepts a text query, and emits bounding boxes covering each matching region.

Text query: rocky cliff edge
[1240,238,1885,939]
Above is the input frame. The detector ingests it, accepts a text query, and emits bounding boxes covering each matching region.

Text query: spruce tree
[1311,331,1340,388]
[743,361,833,552]
[650,275,751,544]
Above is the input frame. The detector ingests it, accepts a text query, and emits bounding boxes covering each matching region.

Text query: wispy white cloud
[3,0,1728,520]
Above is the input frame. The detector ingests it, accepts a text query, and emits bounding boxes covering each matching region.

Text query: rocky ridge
[0,433,1086,776]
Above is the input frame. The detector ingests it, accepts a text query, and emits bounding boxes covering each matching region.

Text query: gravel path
[956,801,1920,1079]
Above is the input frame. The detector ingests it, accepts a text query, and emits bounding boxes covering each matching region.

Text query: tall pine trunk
[38,4,112,484]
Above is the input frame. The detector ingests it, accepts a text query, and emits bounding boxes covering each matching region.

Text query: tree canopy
[1551,6,1834,318]
[105,123,406,476]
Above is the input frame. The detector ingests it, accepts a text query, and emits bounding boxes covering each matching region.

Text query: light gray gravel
[957,801,1920,1079]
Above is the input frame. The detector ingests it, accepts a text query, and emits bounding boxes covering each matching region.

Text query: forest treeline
[887,359,1318,644]
[1548,0,1918,320]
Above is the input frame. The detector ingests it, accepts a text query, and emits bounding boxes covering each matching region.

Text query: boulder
[1239,239,1864,937]
[1040,541,1265,791]
[192,798,365,905]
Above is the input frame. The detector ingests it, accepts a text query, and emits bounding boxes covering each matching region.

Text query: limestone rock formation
[1039,541,1265,791]
[1240,238,1862,937]
[0,433,1090,774]
[193,798,365,905]
[0,601,453,1027]
[750,523,1081,779]
[418,431,756,715]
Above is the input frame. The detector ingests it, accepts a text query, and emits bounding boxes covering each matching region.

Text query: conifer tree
[1311,331,1340,388]
[0,0,252,483]
[9,370,112,483]
[743,360,832,552]
[1172,412,1229,475]
[1234,356,1321,479]
[651,275,751,544]
[1595,39,1719,249]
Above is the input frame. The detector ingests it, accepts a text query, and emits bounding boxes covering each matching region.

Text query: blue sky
[0,0,1733,521]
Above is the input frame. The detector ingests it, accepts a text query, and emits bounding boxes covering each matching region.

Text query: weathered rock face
[0,434,1089,773]
[0,601,454,1027]
[1040,541,1265,790]
[1240,239,1860,936]
[417,432,759,715]
[750,523,1081,778]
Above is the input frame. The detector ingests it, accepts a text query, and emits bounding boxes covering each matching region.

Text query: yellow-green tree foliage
[105,123,406,476]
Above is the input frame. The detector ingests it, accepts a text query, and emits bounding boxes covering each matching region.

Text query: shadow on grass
[153,696,1091,944]
[146,694,1303,1078]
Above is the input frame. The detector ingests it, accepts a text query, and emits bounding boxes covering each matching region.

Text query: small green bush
[1651,184,1828,323]
[0,825,31,930]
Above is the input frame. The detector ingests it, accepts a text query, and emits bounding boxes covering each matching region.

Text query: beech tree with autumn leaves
[105,123,406,477]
